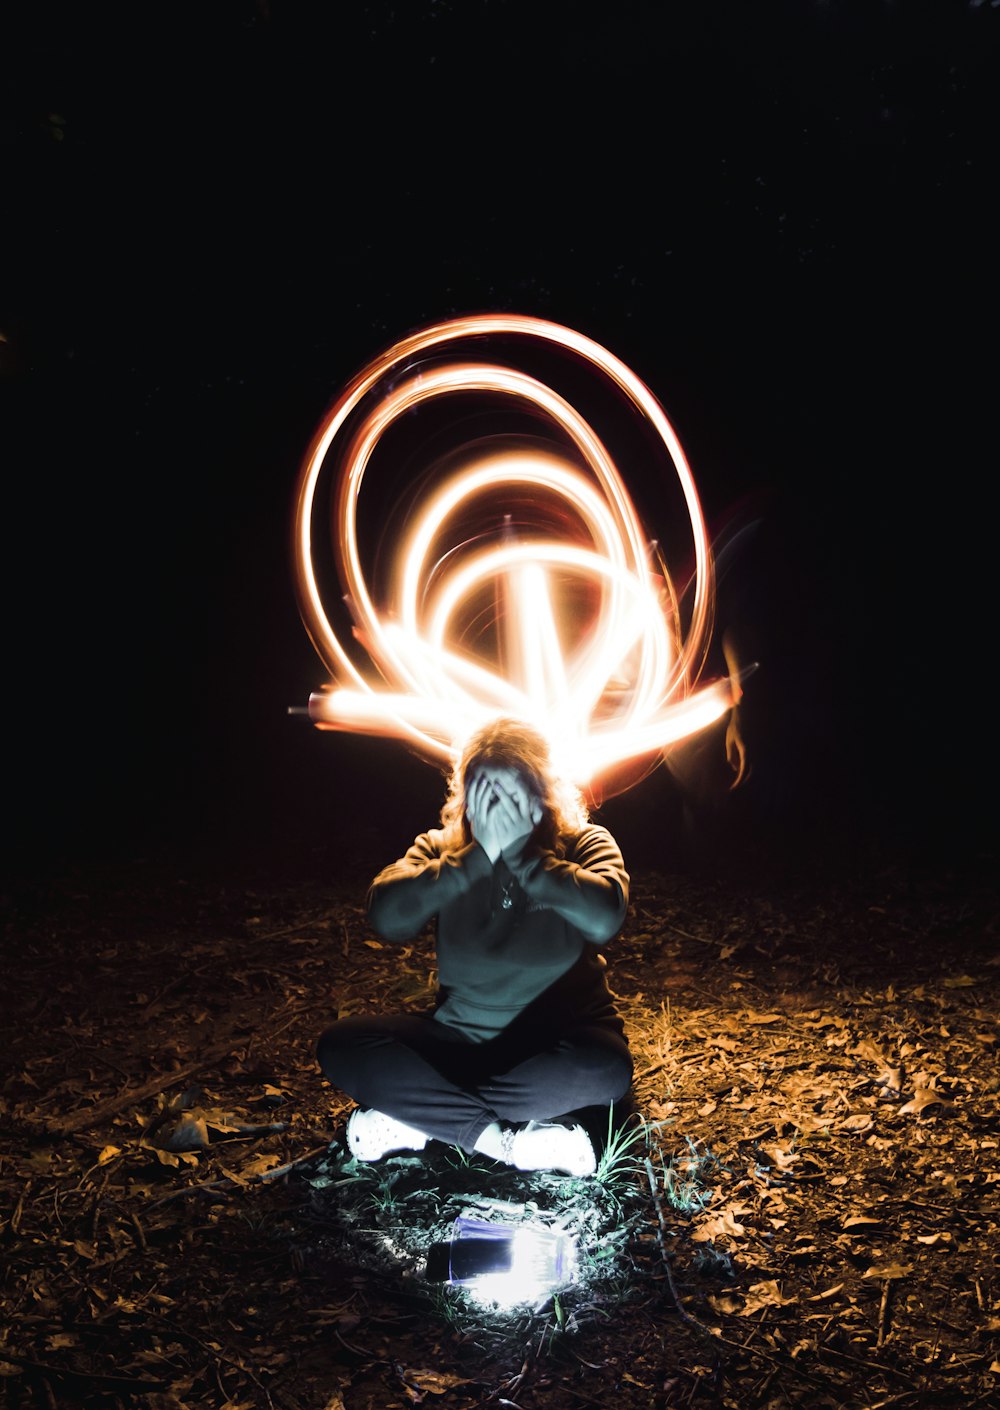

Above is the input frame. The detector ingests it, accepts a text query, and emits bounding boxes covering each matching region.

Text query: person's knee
[571,1042,632,1102]
[316,1015,405,1087]
[590,1041,633,1101]
[316,1022,360,1085]
[605,1051,634,1101]
[316,1025,339,1081]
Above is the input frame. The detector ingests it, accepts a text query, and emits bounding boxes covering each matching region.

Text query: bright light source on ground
[426,1214,577,1308]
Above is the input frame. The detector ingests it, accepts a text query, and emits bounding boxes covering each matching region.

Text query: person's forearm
[502,832,628,943]
[366,839,492,940]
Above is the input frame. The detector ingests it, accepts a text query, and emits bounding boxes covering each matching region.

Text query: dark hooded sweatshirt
[366,824,629,1044]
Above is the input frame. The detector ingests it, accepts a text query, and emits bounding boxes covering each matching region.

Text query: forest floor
[2,832,998,1410]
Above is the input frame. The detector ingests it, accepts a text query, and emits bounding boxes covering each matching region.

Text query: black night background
[2,4,998,1409]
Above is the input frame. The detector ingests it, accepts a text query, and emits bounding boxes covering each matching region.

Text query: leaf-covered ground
[2,838,998,1410]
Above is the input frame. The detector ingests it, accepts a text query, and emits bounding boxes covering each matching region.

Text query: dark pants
[316,1011,634,1152]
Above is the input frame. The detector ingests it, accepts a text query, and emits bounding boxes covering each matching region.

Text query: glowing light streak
[293,314,733,791]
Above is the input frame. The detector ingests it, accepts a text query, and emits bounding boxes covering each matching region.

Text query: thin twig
[136,1312,275,1409]
[10,1178,31,1234]
[47,1044,240,1137]
[666,924,716,945]
[705,1323,848,1394]
[0,1352,165,1394]
[129,1211,147,1251]
[88,1193,102,1246]
[89,1051,133,1082]
[643,1155,701,1329]
[258,1143,330,1181]
[815,1343,917,1387]
[141,962,214,1012]
[644,1151,843,1395]
[144,1142,329,1210]
[250,913,336,942]
[224,1121,291,1138]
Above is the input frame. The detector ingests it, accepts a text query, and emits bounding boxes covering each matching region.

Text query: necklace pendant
[501,893,513,910]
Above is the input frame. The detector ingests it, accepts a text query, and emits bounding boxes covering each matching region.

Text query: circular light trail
[292,314,733,794]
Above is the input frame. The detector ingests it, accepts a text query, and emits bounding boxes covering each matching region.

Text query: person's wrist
[477,835,501,864]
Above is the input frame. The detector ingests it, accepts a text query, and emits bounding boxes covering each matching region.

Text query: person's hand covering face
[465,766,543,863]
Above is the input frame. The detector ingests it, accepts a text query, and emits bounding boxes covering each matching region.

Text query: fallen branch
[9,1178,31,1234]
[140,961,220,1013]
[45,1043,243,1137]
[46,997,315,1139]
[251,912,338,942]
[815,1342,917,1388]
[144,1142,329,1210]
[644,1154,701,1329]
[644,1154,844,1395]
[0,1351,166,1395]
[124,1310,276,1409]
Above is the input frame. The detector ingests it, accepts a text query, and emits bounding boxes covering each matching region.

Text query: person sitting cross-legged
[316,715,634,1177]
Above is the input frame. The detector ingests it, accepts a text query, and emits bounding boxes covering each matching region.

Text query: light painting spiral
[292,314,734,794]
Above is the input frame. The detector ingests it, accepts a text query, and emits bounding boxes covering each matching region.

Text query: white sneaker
[506,1120,596,1177]
[345,1108,429,1161]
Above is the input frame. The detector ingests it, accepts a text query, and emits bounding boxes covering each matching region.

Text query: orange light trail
[292,314,733,793]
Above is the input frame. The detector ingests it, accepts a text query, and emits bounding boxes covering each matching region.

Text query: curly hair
[439,716,589,855]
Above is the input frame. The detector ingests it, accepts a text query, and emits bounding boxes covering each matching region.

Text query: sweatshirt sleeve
[366,829,493,941]
[502,824,629,944]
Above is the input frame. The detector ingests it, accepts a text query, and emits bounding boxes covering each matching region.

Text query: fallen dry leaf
[692,1206,748,1241]
[706,1291,743,1314]
[741,1280,796,1313]
[152,1148,199,1168]
[398,1367,473,1397]
[242,1153,284,1178]
[898,1087,949,1116]
[161,1113,209,1151]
